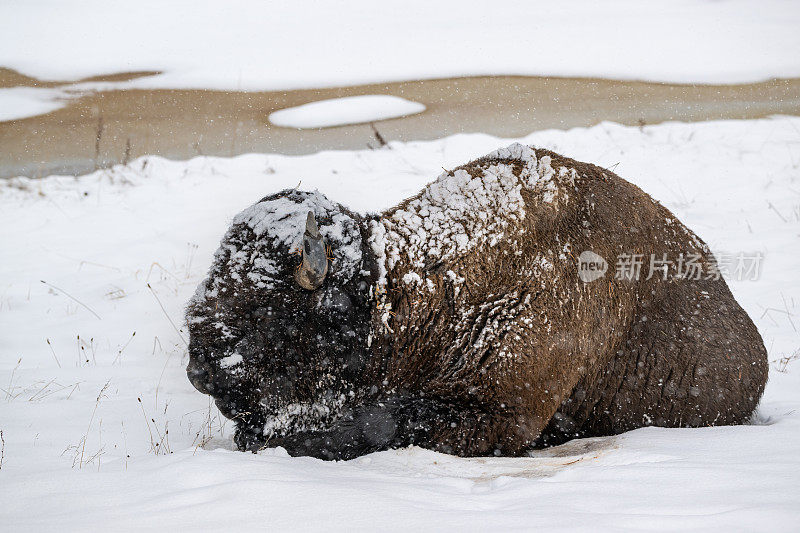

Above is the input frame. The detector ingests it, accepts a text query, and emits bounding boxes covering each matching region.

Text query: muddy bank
[1,69,799,178]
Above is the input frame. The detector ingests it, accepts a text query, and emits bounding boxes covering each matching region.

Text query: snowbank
[1,117,799,530]
[0,0,798,89]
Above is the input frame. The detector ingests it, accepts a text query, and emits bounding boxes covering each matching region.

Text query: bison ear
[295,211,329,290]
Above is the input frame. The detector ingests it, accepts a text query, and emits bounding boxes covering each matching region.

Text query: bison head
[186,189,376,450]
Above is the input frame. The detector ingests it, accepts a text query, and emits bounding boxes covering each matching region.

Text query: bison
[186,143,768,460]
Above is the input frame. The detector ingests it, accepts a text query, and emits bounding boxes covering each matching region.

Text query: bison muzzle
[186,144,768,460]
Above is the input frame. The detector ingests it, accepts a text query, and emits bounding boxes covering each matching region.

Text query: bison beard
[186,144,768,460]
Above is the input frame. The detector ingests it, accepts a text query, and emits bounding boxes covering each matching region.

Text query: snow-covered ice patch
[268,95,425,128]
[0,87,70,121]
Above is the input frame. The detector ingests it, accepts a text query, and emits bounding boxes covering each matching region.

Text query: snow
[375,143,532,284]
[219,352,242,369]
[373,142,578,292]
[0,87,69,121]
[1,117,800,529]
[229,190,363,283]
[1,1,799,89]
[269,95,425,129]
[263,401,345,441]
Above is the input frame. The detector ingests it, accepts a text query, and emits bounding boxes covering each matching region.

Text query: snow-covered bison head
[187,144,767,460]
[186,190,378,451]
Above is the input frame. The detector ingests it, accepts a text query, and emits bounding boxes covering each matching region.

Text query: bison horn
[295,211,328,290]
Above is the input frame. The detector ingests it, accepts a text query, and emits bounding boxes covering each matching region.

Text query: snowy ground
[1,117,799,530]
[2,0,800,90]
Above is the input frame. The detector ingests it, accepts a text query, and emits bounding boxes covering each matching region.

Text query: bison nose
[187,358,212,394]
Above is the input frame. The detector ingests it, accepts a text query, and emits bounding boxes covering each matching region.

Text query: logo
[578,251,608,283]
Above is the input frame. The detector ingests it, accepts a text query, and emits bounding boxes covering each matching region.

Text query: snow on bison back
[186,143,767,460]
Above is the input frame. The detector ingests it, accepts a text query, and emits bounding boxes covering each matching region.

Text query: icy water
[2,68,799,178]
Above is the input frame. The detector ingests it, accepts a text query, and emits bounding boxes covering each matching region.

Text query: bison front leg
[254,395,532,460]
[377,395,546,457]
[262,405,400,461]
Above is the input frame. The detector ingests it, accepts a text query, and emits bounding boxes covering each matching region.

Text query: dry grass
[62,380,110,469]
[773,348,800,373]
[39,279,101,320]
[186,399,229,453]
[137,396,172,455]
[3,358,22,401]
[112,331,136,365]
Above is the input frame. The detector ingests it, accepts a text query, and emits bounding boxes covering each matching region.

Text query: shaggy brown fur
[186,145,768,459]
[365,148,767,455]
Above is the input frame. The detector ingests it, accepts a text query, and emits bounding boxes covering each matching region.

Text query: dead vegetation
[62,380,110,469]
[367,122,388,150]
[138,396,172,456]
[773,348,800,373]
